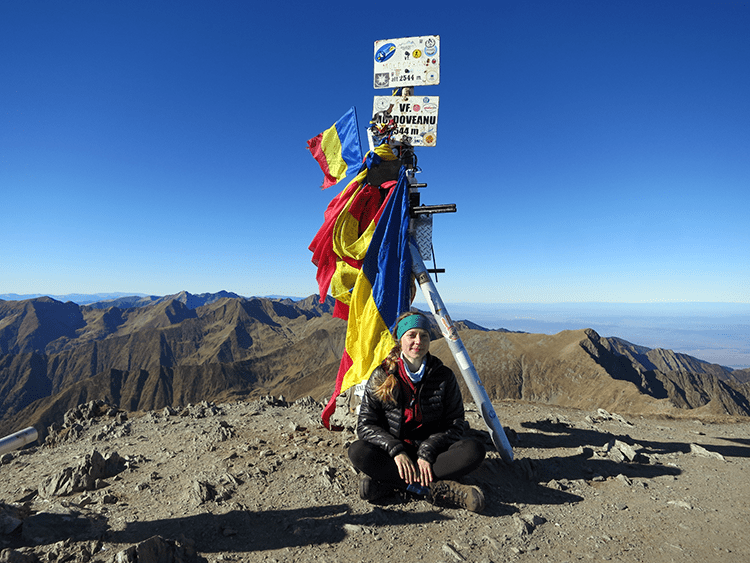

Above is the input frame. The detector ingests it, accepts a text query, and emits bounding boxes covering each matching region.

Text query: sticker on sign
[372,96,439,147]
[374,35,440,90]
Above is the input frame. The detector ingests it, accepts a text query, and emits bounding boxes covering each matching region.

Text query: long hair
[373,311,429,404]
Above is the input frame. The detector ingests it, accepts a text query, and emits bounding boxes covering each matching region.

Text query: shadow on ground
[108,503,452,553]
[517,417,750,459]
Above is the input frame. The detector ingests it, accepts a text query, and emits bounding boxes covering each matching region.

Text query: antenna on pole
[371,35,514,463]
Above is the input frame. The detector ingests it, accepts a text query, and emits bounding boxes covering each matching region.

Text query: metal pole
[0,426,39,456]
[409,242,514,463]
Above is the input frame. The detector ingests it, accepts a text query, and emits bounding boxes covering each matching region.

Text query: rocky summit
[2,291,750,561]
[1,395,749,562]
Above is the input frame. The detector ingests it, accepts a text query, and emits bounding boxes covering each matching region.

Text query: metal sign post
[371,35,514,463]
[409,239,514,463]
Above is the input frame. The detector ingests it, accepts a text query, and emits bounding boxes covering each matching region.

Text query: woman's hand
[394,452,417,484]
[417,458,434,486]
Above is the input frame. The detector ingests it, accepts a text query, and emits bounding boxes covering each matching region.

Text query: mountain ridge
[1,292,748,443]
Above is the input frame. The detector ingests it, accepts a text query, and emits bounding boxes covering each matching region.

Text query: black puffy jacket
[356,353,465,464]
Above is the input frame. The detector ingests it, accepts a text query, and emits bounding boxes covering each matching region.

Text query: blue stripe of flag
[334,107,364,173]
[361,167,412,332]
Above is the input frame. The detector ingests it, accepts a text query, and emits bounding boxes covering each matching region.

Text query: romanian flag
[321,168,412,428]
[328,180,391,320]
[309,167,369,307]
[308,144,400,319]
[307,107,363,189]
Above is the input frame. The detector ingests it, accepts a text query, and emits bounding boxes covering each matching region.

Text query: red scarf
[397,359,423,440]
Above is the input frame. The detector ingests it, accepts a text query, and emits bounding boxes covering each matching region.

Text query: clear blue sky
[2,1,748,304]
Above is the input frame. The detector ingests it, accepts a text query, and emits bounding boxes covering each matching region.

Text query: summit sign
[373,35,440,90]
[372,96,440,147]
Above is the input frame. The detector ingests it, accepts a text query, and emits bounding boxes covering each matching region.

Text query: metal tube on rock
[0,426,39,456]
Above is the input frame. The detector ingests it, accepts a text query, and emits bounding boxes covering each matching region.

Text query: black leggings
[348,438,485,487]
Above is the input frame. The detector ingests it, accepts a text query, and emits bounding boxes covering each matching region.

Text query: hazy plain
[439,302,750,370]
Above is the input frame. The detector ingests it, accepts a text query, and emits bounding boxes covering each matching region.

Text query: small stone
[616,474,633,487]
[614,440,639,461]
[689,444,725,461]
[667,500,693,510]
[0,510,22,535]
[513,513,545,536]
[193,481,215,503]
[442,543,465,561]
[0,548,37,563]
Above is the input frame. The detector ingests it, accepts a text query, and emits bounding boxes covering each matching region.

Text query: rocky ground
[1,396,749,563]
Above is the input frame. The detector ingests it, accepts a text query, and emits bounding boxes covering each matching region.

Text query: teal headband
[395,314,430,340]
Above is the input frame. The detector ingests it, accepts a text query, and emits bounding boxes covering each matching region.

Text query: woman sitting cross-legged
[347,311,486,512]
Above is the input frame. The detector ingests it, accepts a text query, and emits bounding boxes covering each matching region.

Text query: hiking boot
[359,476,393,502]
[428,480,485,513]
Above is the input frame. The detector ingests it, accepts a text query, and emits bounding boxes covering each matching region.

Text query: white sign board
[373,35,440,90]
[372,96,439,147]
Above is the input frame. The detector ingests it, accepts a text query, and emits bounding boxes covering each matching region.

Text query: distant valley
[1,291,749,441]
